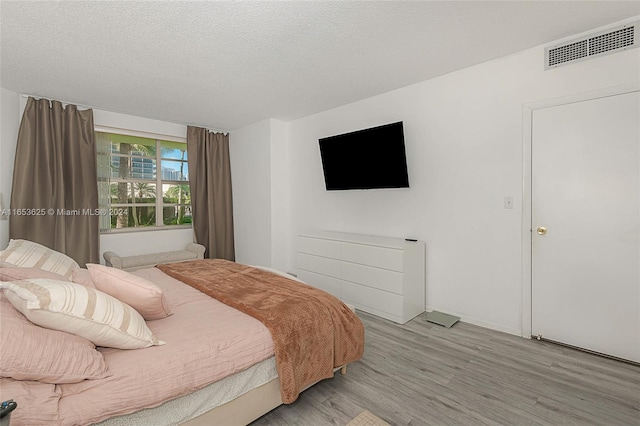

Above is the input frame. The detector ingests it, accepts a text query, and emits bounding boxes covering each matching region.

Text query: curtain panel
[9,97,99,267]
[186,126,235,260]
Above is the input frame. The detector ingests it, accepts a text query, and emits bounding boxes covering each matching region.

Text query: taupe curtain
[187,126,235,260]
[9,97,99,267]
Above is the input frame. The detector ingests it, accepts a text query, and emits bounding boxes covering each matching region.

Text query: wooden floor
[252,311,640,426]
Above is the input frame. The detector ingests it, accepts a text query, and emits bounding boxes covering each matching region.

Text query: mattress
[93,356,277,425]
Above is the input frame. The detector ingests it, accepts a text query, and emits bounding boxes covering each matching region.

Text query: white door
[531,91,640,363]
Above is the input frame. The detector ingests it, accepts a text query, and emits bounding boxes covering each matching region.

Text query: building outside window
[96,131,191,232]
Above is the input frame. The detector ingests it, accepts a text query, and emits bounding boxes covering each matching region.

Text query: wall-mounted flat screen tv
[319,121,409,190]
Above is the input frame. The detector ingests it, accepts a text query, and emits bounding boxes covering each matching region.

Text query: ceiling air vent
[545,21,638,69]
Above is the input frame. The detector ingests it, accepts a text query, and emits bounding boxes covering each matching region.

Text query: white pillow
[0,239,78,280]
[1,279,165,350]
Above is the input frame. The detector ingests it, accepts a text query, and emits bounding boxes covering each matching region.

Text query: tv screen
[319,121,409,190]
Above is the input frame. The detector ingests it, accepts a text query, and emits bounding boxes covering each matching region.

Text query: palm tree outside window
[96,132,191,232]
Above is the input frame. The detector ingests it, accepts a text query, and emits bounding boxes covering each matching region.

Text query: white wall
[230,118,290,271]
[230,118,291,271]
[93,109,187,140]
[280,28,640,335]
[0,88,20,249]
[269,119,290,273]
[230,119,272,267]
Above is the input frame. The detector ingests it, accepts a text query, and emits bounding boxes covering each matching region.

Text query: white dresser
[297,231,425,324]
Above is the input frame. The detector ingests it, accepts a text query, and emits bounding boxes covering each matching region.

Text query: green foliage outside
[109,141,191,229]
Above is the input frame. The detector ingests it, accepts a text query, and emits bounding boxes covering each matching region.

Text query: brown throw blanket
[157,259,365,403]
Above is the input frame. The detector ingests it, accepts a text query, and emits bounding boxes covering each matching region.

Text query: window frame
[95,126,191,234]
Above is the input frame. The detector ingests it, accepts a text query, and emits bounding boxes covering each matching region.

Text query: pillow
[72,267,96,288]
[87,264,172,320]
[0,239,79,280]
[0,279,165,349]
[0,267,67,282]
[0,292,109,383]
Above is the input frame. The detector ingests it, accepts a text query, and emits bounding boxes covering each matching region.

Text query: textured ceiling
[1,1,639,131]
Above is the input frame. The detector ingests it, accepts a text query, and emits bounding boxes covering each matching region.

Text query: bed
[0,240,365,425]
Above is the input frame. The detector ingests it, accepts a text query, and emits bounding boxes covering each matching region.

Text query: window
[96,131,191,232]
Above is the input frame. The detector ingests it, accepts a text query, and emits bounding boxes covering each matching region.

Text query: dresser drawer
[341,281,403,316]
[297,253,340,278]
[297,231,425,324]
[341,261,403,295]
[297,270,341,299]
[298,236,341,259]
[340,242,403,272]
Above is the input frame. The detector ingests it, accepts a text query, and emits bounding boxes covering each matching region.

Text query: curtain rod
[20,94,230,135]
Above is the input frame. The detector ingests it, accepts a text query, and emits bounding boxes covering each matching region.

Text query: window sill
[100,225,192,235]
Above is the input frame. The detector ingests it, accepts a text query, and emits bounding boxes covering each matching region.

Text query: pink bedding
[1,268,274,425]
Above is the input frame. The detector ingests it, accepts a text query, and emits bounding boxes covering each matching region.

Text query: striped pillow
[0,292,110,383]
[0,240,78,280]
[1,279,165,349]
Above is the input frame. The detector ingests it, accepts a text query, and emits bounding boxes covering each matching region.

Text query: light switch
[504,196,514,209]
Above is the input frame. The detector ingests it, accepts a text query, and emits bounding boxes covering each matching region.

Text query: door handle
[536,226,547,235]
